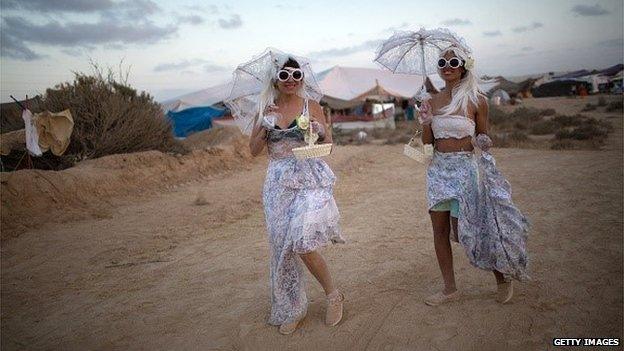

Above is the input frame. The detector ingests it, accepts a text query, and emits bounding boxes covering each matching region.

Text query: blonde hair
[438,46,492,116]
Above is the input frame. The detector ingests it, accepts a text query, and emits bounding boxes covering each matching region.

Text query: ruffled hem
[268,305,308,326]
[276,158,336,189]
[293,222,344,254]
[426,151,530,281]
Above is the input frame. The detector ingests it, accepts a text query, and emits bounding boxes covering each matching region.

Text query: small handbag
[403,130,433,163]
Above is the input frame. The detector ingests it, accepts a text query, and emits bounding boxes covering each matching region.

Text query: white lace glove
[475,133,493,152]
[418,100,433,125]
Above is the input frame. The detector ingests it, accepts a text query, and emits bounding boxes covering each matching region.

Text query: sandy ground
[1,97,623,350]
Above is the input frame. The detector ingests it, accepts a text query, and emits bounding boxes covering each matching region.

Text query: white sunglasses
[437,57,464,69]
[277,68,304,82]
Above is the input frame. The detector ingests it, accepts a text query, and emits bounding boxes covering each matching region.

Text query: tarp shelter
[166,106,225,138]
[317,66,424,109]
[160,81,232,137]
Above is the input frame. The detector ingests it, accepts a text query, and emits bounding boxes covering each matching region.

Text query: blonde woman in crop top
[416,46,529,306]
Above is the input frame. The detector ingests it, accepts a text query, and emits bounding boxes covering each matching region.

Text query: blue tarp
[166,106,225,138]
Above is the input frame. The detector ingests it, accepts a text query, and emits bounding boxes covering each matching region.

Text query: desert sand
[1,96,622,350]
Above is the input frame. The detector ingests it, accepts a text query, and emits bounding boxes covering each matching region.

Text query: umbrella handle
[10,95,26,111]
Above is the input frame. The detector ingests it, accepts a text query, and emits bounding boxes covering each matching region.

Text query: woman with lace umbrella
[375,29,530,306]
[224,48,345,335]
[225,48,323,135]
[374,27,462,101]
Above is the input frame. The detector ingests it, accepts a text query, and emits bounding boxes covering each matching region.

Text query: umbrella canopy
[375,28,467,100]
[374,28,465,75]
[224,48,323,135]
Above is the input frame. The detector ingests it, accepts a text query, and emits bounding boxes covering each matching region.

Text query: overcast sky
[1,0,622,103]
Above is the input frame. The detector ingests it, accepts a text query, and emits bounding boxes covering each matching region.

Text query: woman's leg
[451,217,507,285]
[431,211,457,294]
[299,251,336,295]
[493,270,506,283]
[300,250,343,326]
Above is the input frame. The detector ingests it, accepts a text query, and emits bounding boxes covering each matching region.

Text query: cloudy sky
[1,0,622,103]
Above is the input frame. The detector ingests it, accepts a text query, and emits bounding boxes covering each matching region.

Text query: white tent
[160,81,233,112]
[159,65,497,112]
[490,89,511,105]
[317,66,424,108]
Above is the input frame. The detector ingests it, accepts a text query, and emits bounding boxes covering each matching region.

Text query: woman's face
[438,51,465,83]
[276,67,303,96]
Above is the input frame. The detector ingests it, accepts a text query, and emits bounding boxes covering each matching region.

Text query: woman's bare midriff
[434,137,474,153]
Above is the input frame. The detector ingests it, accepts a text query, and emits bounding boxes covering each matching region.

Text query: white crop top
[431,115,475,139]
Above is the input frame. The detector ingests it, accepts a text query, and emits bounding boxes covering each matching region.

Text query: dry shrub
[552,114,584,127]
[539,108,557,116]
[597,96,608,107]
[555,118,612,141]
[39,65,185,162]
[605,100,623,112]
[581,103,597,112]
[530,120,557,135]
[0,63,187,171]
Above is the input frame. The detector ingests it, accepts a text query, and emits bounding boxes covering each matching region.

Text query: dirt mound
[181,126,246,151]
[1,132,253,240]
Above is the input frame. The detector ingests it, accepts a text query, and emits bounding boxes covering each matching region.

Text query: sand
[1,96,622,350]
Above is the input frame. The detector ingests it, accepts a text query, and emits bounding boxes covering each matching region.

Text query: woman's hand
[261,114,277,129]
[310,120,325,137]
[475,133,493,152]
[418,100,433,125]
[262,104,280,129]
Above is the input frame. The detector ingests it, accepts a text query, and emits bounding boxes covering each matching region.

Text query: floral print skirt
[262,156,344,325]
[426,150,530,281]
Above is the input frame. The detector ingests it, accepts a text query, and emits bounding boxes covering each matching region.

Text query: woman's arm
[249,118,267,157]
[474,96,493,151]
[309,101,332,144]
[475,96,489,135]
[419,98,435,144]
[422,124,434,144]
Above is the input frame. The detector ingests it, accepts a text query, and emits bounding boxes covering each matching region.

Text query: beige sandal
[496,281,513,304]
[278,314,305,335]
[325,290,345,326]
[424,290,461,306]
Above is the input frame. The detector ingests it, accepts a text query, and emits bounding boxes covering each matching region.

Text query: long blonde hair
[438,46,492,116]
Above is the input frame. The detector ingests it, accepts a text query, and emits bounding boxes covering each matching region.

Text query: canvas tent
[161,81,233,113]
[490,89,511,105]
[317,66,424,109]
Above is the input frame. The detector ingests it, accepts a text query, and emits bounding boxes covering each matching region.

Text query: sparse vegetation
[1,63,186,171]
[605,100,623,113]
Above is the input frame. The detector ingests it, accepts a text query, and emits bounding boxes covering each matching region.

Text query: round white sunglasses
[277,68,304,82]
[437,57,464,69]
